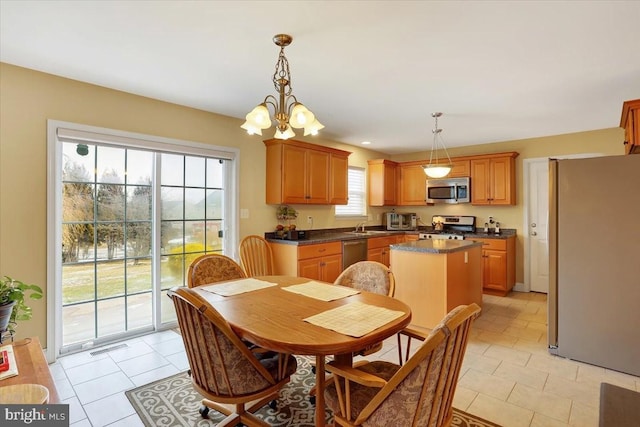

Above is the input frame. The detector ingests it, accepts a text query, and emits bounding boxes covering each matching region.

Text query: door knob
[531,223,537,227]
[531,231,537,236]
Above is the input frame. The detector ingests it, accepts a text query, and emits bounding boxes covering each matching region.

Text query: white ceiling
[2,1,639,154]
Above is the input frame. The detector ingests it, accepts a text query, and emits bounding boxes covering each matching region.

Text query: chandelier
[241,34,323,140]
[422,112,453,178]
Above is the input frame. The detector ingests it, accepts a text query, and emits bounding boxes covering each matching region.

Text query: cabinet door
[307,149,330,204]
[367,247,385,264]
[470,159,491,204]
[321,254,343,283]
[398,164,427,205]
[483,249,507,291]
[330,154,349,204]
[489,157,513,205]
[448,160,471,178]
[282,144,309,204]
[298,258,321,280]
[368,160,397,206]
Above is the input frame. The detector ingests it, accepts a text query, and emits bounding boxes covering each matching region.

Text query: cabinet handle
[623,140,629,145]
[318,248,326,252]
[320,262,326,267]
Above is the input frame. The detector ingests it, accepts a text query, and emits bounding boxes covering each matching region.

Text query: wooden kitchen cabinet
[447,159,471,178]
[470,152,518,205]
[271,241,343,283]
[620,99,640,155]
[264,139,351,205]
[398,162,427,205]
[367,235,401,267]
[472,236,516,296]
[367,159,398,206]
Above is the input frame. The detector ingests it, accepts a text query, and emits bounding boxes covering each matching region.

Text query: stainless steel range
[419,215,476,240]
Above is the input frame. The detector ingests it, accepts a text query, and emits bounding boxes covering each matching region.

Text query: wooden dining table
[191,275,412,427]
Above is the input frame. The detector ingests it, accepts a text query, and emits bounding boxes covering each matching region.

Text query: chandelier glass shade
[423,112,453,178]
[241,34,323,140]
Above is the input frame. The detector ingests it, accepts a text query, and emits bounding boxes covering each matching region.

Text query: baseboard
[513,282,528,292]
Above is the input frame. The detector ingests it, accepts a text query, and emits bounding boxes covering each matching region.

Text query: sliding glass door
[53,124,237,355]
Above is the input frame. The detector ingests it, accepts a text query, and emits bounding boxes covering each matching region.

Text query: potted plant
[0,276,43,337]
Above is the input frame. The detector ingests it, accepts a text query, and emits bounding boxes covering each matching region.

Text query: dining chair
[334,261,395,357]
[168,286,298,426]
[323,303,481,427]
[187,253,246,288]
[238,235,274,277]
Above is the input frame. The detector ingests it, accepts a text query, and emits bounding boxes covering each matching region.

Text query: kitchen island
[390,239,483,330]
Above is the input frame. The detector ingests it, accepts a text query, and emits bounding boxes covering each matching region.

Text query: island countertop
[390,239,484,254]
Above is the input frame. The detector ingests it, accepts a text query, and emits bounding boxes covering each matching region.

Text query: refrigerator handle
[548,159,559,352]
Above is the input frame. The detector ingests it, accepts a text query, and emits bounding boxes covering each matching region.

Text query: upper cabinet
[264,139,351,205]
[621,99,640,155]
[470,152,518,205]
[398,161,427,206]
[367,159,398,206]
[448,159,471,178]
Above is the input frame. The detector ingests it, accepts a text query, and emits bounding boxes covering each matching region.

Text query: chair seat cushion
[259,352,298,381]
[324,361,400,421]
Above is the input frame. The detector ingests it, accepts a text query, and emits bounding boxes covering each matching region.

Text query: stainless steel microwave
[426,177,471,204]
[384,212,417,230]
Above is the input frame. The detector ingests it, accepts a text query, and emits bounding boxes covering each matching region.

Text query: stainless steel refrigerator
[548,155,640,376]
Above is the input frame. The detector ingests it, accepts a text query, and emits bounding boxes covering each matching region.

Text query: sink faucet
[355,222,366,232]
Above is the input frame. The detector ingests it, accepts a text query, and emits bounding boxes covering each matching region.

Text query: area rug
[126,356,500,426]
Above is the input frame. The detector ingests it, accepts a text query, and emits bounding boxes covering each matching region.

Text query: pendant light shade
[423,112,453,178]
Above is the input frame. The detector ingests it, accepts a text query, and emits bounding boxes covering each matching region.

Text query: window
[335,166,366,217]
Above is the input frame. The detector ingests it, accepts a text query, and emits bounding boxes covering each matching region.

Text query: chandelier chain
[272,46,292,96]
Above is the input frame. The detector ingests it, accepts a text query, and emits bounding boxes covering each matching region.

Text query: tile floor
[50,291,640,427]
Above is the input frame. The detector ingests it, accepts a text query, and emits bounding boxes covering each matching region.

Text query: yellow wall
[0,62,625,346]
[0,63,389,345]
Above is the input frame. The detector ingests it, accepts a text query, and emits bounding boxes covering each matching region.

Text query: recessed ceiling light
[361,141,371,145]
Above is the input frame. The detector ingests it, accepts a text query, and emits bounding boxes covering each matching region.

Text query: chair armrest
[398,327,428,342]
[325,361,387,388]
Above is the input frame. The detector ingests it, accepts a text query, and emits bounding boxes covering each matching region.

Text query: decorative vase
[0,300,16,334]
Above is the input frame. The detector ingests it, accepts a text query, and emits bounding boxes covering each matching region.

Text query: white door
[527,160,549,293]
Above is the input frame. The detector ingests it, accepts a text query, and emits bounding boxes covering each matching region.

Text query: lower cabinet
[271,241,343,283]
[472,236,516,296]
[367,236,401,267]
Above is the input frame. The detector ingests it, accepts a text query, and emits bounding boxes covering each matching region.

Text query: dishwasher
[342,239,368,270]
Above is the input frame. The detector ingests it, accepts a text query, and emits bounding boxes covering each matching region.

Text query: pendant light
[422,112,453,178]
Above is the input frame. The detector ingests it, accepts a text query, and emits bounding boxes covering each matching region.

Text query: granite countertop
[390,239,484,254]
[265,227,516,246]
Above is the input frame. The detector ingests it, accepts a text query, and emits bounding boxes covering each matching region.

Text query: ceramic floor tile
[483,344,532,367]
[458,368,516,400]
[106,414,145,427]
[139,329,181,344]
[474,317,508,333]
[527,353,578,380]
[107,340,155,363]
[58,349,109,370]
[53,376,76,400]
[568,401,599,427]
[503,325,543,342]
[49,362,67,381]
[494,361,548,390]
[148,335,185,356]
[465,337,491,355]
[130,363,181,387]
[525,320,548,332]
[517,310,548,323]
[485,305,520,319]
[165,350,189,371]
[71,419,92,427]
[530,412,571,427]
[467,393,534,427]
[62,395,87,425]
[73,371,134,405]
[576,362,639,389]
[452,385,478,411]
[83,390,136,427]
[476,330,519,348]
[507,383,571,422]
[544,374,600,409]
[461,351,501,374]
[66,357,121,385]
[117,351,170,377]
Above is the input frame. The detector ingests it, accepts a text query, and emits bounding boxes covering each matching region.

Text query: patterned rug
[126,356,500,426]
